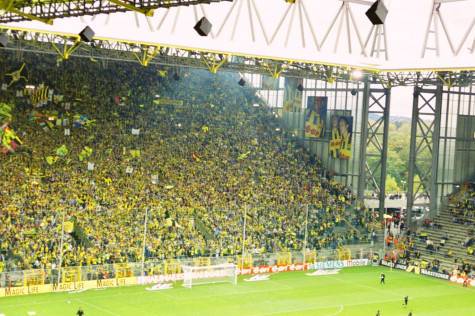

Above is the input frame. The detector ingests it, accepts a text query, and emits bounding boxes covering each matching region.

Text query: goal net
[182,263,237,288]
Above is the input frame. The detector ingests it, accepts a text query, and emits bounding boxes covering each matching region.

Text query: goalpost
[182,263,237,288]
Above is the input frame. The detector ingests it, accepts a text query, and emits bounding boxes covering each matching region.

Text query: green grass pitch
[1,266,474,316]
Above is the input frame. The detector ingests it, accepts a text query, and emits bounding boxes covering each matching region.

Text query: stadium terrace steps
[409,207,474,272]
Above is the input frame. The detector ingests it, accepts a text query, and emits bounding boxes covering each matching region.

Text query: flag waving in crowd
[1,124,22,154]
[0,102,22,154]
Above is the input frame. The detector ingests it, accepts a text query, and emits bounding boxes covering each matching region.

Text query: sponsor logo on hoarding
[380,261,461,283]
[450,275,475,287]
[380,260,408,270]
[4,286,39,296]
[1,277,136,297]
[137,269,233,285]
[420,269,450,280]
[138,274,184,285]
[239,264,308,275]
[52,282,84,292]
[309,259,369,270]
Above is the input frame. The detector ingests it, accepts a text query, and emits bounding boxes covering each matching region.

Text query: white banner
[309,259,370,270]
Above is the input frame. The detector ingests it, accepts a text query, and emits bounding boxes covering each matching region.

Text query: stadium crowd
[0,52,378,272]
[449,183,475,259]
[449,183,475,226]
[384,183,475,277]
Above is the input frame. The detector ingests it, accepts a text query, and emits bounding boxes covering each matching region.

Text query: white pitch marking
[327,305,344,316]
[76,299,120,316]
[68,288,88,294]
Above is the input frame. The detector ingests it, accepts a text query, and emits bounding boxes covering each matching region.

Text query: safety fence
[0,243,381,294]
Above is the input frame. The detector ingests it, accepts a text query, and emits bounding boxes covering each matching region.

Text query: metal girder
[0,27,362,79]
[319,0,388,60]
[270,0,319,49]
[376,71,475,88]
[132,45,161,66]
[422,0,473,57]
[260,61,287,79]
[406,83,443,224]
[216,0,268,43]
[363,24,388,60]
[320,0,367,56]
[357,77,370,201]
[0,0,233,24]
[360,84,391,215]
[0,27,474,86]
[199,52,228,73]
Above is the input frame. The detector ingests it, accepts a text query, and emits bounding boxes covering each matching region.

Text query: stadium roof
[1,0,474,72]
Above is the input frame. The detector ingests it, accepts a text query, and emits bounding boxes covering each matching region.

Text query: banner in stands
[304,96,327,139]
[261,75,279,90]
[329,115,353,159]
[24,85,50,107]
[283,77,303,112]
[309,259,370,270]
[0,277,137,298]
[153,98,184,106]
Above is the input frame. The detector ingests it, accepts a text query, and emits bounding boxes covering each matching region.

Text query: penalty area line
[75,298,120,316]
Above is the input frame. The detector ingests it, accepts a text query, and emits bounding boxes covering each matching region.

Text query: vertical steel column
[378,88,391,215]
[364,87,391,215]
[406,81,443,225]
[406,87,419,225]
[357,77,371,200]
[430,82,443,217]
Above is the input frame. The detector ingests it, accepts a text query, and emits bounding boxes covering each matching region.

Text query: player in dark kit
[380,273,385,285]
[404,296,409,306]
[77,307,84,316]
[376,310,381,316]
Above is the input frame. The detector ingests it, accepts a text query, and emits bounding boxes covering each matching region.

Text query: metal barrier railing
[0,243,382,288]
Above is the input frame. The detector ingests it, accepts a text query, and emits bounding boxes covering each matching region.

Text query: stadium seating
[406,184,475,275]
[0,52,378,271]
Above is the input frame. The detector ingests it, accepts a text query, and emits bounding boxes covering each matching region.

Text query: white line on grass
[1,270,466,313]
[261,297,402,316]
[76,298,121,316]
[327,305,344,316]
